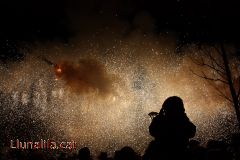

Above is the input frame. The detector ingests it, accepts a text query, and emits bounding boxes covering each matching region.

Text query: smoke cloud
[55,59,116,96]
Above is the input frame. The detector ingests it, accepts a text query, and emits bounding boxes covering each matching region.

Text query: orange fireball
[56,67,62,73]
[54,65,63,78]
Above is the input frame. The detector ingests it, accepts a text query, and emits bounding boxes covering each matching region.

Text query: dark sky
[1,0,240,41]
[0,0,240,61]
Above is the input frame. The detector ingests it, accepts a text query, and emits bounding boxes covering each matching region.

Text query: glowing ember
[54,65,63,79]
[57,68,62,73]
[56,67,62,73]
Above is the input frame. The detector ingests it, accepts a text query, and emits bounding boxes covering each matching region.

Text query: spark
[56,67,62,73]
[0,37,238,156]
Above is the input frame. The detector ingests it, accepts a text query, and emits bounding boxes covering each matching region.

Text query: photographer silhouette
[144,96,196,160]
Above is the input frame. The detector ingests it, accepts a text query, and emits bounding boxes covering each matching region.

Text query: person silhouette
[143,96,196,160]
[78,147,92,160]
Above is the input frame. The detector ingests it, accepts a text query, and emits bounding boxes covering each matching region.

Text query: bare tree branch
[190,54,227,81]
[191,43,240,129]
[202,72,228,84]
[214,88,233,103]
[190,69,228,84]
[203,74,233,103]
[190,68,231,102]
[203,46,226,72]
[202,63,226,80]
[213,45,223,56]
[202,48,226,79]
[206,50,226,74]
[209,52,225,71]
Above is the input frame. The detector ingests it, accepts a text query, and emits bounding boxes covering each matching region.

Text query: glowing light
[0,38,238,155]
[56,67,62,73]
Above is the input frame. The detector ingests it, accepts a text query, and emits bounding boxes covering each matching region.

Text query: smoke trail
[55,59,116,96]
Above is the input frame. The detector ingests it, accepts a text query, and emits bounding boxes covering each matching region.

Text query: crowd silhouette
[1,96,240,160]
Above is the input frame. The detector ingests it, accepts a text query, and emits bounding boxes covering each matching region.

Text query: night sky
[1,0,240,42]
[0,0,240,156]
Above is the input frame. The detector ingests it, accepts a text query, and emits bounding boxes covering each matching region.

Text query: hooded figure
[144,96,196,160]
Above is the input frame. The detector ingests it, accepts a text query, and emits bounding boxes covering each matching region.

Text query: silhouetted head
[161,96,185,115]
[98,152,108,160]
[114,146,138,160]
[78,147,91,160]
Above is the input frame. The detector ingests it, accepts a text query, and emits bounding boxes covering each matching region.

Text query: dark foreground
[1,133,240,160]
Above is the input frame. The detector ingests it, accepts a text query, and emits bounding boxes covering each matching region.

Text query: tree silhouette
[190,43,240,129]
